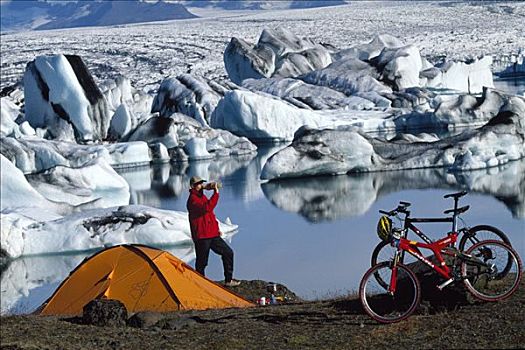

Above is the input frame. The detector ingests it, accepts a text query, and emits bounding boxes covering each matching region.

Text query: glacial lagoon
[2,78,524,315]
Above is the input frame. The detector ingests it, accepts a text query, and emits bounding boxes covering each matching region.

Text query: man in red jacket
[187,176,241,287]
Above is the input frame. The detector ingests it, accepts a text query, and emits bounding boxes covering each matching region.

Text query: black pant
[194,236,234,282]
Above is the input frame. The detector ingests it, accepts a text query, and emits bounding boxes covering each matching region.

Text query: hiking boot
[224,279,241,287]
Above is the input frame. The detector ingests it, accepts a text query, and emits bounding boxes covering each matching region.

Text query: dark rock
[224,279,301,304]
[408,258,472,314]
[158,317,198,330]
[82,299,128,327]
[128,311,166,329]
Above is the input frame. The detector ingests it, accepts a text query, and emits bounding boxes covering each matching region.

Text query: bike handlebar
[379,202,411,216]
[443,191,467,199]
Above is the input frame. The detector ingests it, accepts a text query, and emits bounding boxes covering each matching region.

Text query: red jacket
[187,188,220,240]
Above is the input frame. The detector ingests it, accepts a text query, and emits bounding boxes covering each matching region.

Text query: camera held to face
[205,182,222,190]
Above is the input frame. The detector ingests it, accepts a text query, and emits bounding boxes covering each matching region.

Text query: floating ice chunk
[274,47,332,78]
[101,76,154,138]
[103,141,152,168]
[300,57,391,96]
[224,37,275,85]
[224,27,332,84]
[184,137,213,160]
[126,113,256,160]
[24,54,110,142]
[212,90,324,142]
[423,56,493,94]
[108,103,133,140]
[333,34,404,62]
[27,158,130,207]
[151,75,222,126]
[372,45,422,90]
[126,117,179,149]
[242,77,375,110]
[261,126,376,179]
[1,154,56,211]
[261,110,525,180]
[1,97,23,137]
[433,87,525,126]
[0,205,238,259]
[211,89,417,142]
[0,136,154,174]
[101,76,134,112]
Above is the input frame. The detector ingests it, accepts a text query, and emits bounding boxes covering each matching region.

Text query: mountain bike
[360,234,522,323]
[371,191,511,274]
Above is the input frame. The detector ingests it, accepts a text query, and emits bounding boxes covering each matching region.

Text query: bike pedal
[437,278,454,290]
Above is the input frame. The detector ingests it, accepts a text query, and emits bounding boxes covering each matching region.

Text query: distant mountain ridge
[0,0,197,32]
[1,0,350,32]
[182,0,348,10]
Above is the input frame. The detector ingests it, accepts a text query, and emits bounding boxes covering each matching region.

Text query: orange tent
[39,244,253,316]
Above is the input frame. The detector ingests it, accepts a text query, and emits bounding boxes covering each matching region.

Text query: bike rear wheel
[461,240,522,302]
[459,225,510,251]
[360,262,421,323]
[460,225,513,278]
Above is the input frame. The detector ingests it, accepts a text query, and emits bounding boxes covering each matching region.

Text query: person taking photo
[186,176,241,287]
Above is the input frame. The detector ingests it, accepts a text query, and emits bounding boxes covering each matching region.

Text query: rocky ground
[1,279,523,350]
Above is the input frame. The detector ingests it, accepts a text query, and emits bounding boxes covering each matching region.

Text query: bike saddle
[444,205,470,215]
[444,191,467,199]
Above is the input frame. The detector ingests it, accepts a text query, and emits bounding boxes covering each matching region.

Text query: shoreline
[1,279,524,349]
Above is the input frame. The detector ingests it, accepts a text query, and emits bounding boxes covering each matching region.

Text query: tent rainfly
[39,244,253,316]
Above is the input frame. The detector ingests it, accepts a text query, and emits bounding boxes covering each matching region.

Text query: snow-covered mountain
[0,0,197,32]
[182,0,348,11]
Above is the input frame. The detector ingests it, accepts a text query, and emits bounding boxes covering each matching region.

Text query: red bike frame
[388,232,459,294]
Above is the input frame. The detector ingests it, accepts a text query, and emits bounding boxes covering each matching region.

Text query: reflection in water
[117,146,284,205]
[262,160,525,222]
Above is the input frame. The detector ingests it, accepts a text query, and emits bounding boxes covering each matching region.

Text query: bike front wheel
[462,240,522,302]
[360,262,421,323]
[370,241,417,290]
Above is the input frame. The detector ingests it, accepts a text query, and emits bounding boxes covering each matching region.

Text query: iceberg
[126,113,257,160]
[151,75,222,126]
[24,54,110,142]
[261,108,525,180]
[0,136,153,174]
[422,56,494,94]
[371,44,423,90]
[212,85,524,143]
[224,27,333,84]
[0,205,237,259]
[211,89,397,142]
[102,76,154,140]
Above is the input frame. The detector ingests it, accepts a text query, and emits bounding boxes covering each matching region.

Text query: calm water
[494,77,525,95]
[119,156,525,299]
[2,77,525,315]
